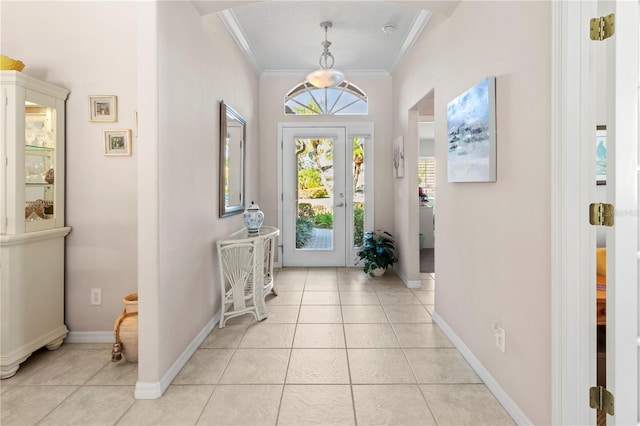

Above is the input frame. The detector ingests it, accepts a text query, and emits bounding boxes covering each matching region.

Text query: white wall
[393,2,551,424]
[2,0,259,389]
[1,1,139,332]
[135,1,259,384]
[258,77,395,242]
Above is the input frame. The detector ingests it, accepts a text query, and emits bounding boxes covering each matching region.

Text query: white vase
[243,201,264,233]
[370,267,386,277]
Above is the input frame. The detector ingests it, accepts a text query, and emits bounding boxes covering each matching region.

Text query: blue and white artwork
[447,77,497,182]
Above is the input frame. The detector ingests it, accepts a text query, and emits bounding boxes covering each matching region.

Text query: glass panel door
[282,127,346,266]
[24,102,57,232]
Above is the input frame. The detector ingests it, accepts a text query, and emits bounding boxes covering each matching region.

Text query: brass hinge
[589,203,614,227]
[590,386,614,415]
[590,14,615,41]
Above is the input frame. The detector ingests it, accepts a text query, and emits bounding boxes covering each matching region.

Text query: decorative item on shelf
[356,230,398,276]
[111,292,138,363]
[243,201,264,233]
[0,55,25,71]
[45,168,54,184]
[25,199,47,220]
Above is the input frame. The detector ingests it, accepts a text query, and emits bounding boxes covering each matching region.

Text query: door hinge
[589,203,614,227]
[589,386,614,415]
[590,14,615,41]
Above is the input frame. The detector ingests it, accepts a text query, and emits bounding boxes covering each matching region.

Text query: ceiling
[192,1,460,79]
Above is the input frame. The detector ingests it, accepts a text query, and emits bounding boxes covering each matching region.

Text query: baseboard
[392,267,422,289]
[65,331,113,343]
[134,310,220,399]
[432,311,533,426]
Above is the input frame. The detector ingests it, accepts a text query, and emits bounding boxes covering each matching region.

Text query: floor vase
[112,292,138,362]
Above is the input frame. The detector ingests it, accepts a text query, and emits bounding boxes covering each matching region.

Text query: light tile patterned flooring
[0,268,515,425]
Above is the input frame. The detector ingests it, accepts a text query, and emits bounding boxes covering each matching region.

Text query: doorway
[418,119,436,274]
[279,123,374,267]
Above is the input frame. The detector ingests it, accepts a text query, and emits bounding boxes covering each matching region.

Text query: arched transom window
[284,81,368,115]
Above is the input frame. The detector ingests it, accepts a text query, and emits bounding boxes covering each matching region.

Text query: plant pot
[370,267,386,277]
[113,292,138,363]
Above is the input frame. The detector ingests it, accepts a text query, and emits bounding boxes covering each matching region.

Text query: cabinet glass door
[24,102,56,232]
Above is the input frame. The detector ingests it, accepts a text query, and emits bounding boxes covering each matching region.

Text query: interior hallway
[1,268,514,425]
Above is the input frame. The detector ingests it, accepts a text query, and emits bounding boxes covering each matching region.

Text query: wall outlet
[492,321,506,353]
[91,288,102,305]
[495,327,506,352]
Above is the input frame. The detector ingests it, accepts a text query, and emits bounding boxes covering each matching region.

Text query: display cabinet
[0,71,70,378]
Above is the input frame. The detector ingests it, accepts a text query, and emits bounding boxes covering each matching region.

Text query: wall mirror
[219,101,246,217]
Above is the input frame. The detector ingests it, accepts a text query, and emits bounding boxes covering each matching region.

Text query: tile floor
[0,268,515,426]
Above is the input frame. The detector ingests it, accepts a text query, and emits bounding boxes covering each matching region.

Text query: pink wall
[393,2,552,423]
[1,1,139,333]
[140,1,260,381]
[2,1,260,388]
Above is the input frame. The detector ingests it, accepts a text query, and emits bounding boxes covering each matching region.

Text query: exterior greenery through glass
[284,80,368,115]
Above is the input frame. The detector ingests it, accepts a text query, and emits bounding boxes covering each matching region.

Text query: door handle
[335,202,345,207]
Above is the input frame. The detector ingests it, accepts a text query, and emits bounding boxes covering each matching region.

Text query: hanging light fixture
[306,21,344,88]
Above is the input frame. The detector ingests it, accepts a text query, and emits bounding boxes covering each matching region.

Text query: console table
[216,226,279,327]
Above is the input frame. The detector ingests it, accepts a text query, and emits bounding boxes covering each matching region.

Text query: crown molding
[389,9,432,74]
[218,9,263,75]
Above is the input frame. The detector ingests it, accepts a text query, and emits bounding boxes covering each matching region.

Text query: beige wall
[149,1,259,377]
[1,1,139,332]
[393,1,551,423]
[2,1,259,387]
[258,77,395,242]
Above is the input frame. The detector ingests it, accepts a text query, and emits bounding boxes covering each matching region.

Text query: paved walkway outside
[302,227,332,249]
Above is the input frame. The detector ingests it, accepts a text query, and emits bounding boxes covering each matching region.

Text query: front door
[281,127,348,266]
[280,125,372,267]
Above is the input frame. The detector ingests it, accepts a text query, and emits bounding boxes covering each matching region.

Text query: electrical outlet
[495,327,506,352]
[91,288,102,305]
[492,321,506,353]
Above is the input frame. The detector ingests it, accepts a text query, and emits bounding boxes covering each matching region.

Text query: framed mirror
[219,101,246,217]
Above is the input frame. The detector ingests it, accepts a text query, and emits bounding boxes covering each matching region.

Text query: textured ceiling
[191,1,460,78]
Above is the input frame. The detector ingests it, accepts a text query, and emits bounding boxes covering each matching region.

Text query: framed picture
[104,129,131,156]
[89,95,117,122]
[596,125,606,185]
[393,135,405,178]
[447,77,497,182]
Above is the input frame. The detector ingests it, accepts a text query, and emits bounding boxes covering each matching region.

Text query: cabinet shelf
[25,144,54,152]
[25,182,53,187]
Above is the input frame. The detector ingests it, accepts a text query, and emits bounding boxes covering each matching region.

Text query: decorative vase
[371,267,386,277]
[112,292,138,363]
[243,201,264,233]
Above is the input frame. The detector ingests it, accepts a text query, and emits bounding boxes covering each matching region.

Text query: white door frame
[281,126,347,267]
[552,1,639,424]
[277,122,374,267]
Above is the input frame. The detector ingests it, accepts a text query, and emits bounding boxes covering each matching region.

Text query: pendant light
[306,21,345,88]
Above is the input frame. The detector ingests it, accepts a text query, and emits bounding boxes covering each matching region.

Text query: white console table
[216,226,279,327]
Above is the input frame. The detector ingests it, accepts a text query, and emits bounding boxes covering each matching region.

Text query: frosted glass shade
[306,68,344,88]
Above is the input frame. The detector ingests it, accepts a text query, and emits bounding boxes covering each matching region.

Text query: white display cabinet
[0,71,70,378]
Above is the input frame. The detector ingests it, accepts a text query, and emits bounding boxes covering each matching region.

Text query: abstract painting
[447,77,497,182]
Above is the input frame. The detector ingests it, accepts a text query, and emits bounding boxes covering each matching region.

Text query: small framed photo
[104,129,131,156]
[89,95,117,122]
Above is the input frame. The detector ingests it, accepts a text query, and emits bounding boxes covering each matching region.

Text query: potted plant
[356,230,398,276]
